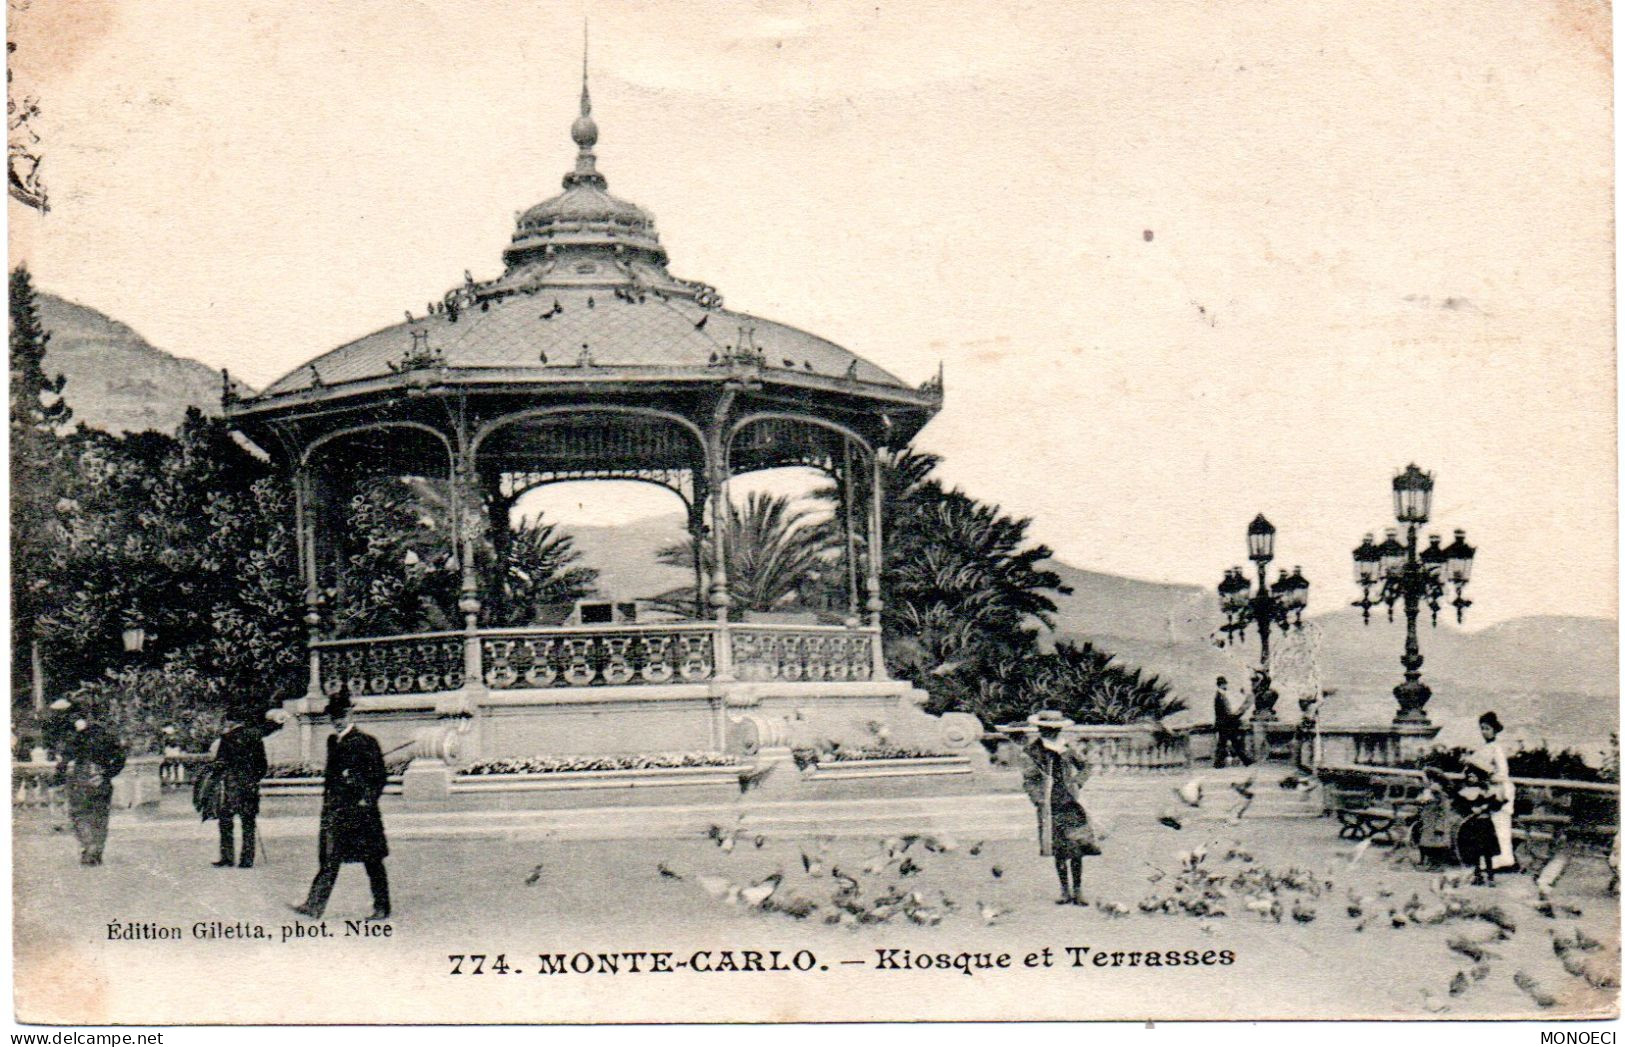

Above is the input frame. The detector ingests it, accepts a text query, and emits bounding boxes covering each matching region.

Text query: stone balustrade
[313,631,466,697]
[12,762,60,811]
[481,624,717,688]
[729,625,875,682]
[992,724,1194,774]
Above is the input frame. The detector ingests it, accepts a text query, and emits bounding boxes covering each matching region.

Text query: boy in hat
[54,705,127,866]
[1015,709,1098,905]
[209,704,279,868]
[291,689,391,920]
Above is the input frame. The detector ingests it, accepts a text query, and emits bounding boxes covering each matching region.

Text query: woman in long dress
[1473,711,1517,871]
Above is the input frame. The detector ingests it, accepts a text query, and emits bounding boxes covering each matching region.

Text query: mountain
[1044,562,1618,751]
[35,292,224,435]
[563,516,691,601]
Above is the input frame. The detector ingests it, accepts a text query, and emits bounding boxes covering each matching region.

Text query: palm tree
[331,475,597,634]
[500,518,599,624]
[653,492,839,617]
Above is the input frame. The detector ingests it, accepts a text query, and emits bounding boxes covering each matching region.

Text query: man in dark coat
[55,705,127,866]
[211,706,279,868]
[1013,710,1098,906]
[291,690,390,920]
[1212,676,1253,769]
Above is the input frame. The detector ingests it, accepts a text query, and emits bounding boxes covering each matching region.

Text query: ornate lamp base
[1392,678,1432,724]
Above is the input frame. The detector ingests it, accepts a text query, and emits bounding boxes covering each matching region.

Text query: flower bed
[791,745,954,771]
[460,752,739,776]
[264,759,411,780]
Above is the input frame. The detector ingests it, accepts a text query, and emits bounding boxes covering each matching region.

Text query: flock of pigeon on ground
[520,767,1624,1013]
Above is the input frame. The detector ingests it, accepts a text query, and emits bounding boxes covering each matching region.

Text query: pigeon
[1513,970,1557,1008]
[657,862,683,880]
[706,824,739,853]
[1175,781,1204,807]
[709,352,719,364]
[1448,971,1471,997]
[977,901,1012,926]
[782,358,796,369]
[1447,936,1497,964]
[753,834,767,849]
[1470,963,1491,983]
[803,360,814,371]
[1419,989,1449,1014]
[897,857,922,877]
[524,863,544,886]
[696,875,739,904]
[737,762,777,795]
[1291,900,1316,923]
[1231,776,1256,799]
[800,850,825,877]
[1157,810,1184,831]
[740,873,783,908]
[538,350,549,364]
[990,866,1004,879]
[695,314,708,330]
[1344,838,1375,866]
[863,852,900,876]
[968,841,985,856]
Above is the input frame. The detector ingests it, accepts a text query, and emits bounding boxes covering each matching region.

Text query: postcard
[8,0,1618,1025]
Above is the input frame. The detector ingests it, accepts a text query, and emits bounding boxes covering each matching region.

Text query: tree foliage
[873,446,1179,727]
[10,264,72,705]
[654,492,841,617]
[327,476,599,635]
[42,410,306,710]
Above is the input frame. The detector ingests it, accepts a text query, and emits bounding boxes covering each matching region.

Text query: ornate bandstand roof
[231,61,942,446]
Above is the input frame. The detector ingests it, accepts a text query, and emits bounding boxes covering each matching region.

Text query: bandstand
[225,68,996,805]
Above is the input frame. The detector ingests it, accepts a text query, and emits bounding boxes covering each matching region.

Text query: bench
[1324,774,1429,843]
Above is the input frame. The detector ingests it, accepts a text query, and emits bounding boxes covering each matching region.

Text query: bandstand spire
[563,21,605,191]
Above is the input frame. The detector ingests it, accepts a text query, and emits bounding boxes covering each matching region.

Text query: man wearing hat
[52,701,127,866]
[1212,676,1252,769]
[209,704,279,868]
[291,690,391,920]
[1014,709,1098,906]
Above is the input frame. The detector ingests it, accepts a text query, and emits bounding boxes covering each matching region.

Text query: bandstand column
[294,464,324,703]
[841,439,861,624]
[705,404,734,681]
[867,451,887,679]
[453,450,486,696]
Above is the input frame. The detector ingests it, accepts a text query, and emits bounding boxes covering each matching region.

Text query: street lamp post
[1351,464,1476,725]
[1216,514,1310,722]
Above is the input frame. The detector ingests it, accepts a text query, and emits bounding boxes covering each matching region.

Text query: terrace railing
[310,621,881,696]
[481,623,717,689]
[313,631,466,697]
[730,624,876,682]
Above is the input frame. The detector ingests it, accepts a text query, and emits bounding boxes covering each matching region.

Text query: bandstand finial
[563,19,605,190]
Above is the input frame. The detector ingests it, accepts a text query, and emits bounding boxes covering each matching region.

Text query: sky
[8,0,1617,626]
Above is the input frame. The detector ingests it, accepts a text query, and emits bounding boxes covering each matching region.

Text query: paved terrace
[13,764,1617,1023]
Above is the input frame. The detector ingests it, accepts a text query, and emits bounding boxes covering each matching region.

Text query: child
[1453,763,1506,886]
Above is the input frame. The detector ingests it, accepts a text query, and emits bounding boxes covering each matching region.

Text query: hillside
[35,292,224,435]
[1044,563,1618,750]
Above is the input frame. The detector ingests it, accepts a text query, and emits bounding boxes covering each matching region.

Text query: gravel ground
[12,807,1618,1024]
